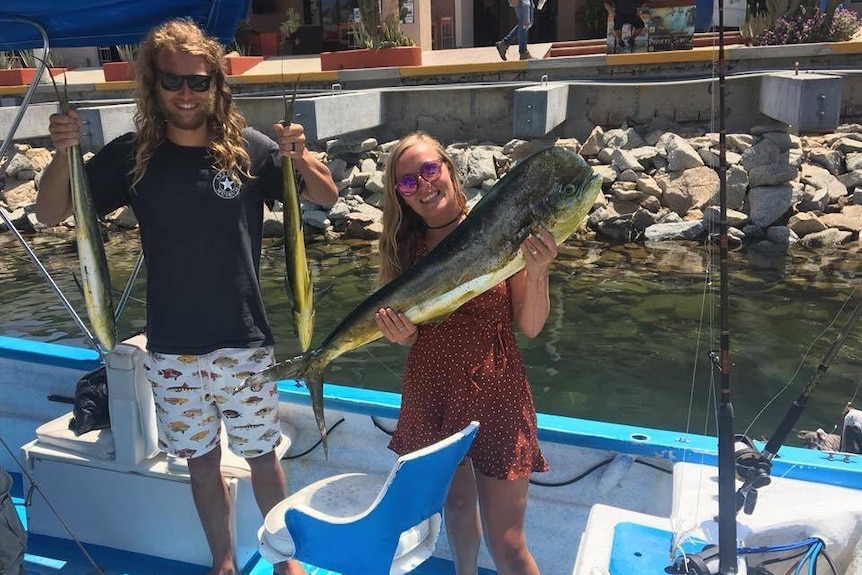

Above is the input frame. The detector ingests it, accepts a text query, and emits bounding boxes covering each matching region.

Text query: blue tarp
[0,0,252,51]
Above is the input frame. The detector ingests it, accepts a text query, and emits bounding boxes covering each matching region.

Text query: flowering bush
[751,6,862,45]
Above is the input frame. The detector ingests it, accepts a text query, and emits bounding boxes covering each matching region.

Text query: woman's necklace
[426,212,463,230]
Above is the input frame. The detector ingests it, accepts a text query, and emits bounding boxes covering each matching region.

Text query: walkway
[2,38,860,97]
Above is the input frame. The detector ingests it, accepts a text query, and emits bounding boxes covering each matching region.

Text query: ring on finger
[530,249,538,255]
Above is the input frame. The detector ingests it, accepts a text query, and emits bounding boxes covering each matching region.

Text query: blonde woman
[374,132,555,575]
[37,18,337,575]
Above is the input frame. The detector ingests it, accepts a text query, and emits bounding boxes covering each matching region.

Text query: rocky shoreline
[2,120,861,257]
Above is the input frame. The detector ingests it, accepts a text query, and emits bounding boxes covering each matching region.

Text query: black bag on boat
[0,466,25,575]
[69,365,111,436]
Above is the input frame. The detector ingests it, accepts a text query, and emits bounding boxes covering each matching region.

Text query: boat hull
[2,336,861,575]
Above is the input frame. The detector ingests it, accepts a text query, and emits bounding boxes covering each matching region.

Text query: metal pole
[114,251,145,322]
[0,15,104,358]
[715,2,738,572]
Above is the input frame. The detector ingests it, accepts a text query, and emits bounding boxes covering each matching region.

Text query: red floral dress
[388,247,548,480]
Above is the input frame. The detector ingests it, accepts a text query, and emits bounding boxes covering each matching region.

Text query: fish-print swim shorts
[145,346,281,460]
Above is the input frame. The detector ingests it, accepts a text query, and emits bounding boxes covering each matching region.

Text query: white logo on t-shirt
[213,171,241,199]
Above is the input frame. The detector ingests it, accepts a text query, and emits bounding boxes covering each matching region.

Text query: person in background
[496,0,535,61]
[36,18,337,575]
[374,131,554,575]
[604,0,646,52]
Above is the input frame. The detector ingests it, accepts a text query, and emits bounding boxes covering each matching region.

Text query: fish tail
[232,352,329,457]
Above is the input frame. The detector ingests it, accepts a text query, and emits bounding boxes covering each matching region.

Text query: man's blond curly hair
[131,18,251,186]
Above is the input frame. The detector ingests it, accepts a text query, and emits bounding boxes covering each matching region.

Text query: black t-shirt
[86,127,285,354]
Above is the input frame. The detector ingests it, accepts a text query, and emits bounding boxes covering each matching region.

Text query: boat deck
[10,472,496,575]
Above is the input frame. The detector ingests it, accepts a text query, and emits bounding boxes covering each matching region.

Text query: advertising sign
[605,1,696,54]
[647,3,695,51]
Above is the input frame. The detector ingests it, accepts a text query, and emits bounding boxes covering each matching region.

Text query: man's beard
[158,95,214,132]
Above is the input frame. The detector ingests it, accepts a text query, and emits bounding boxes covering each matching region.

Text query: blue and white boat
[1,2,861,575]
[3,319,862,575]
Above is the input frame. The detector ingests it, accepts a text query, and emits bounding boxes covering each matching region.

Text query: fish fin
[71,271,86,299]
[313,283,335,303]
[492,155,511,179]
[231,354,303,395]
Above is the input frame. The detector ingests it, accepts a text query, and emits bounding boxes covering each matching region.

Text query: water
[1,230,860,446]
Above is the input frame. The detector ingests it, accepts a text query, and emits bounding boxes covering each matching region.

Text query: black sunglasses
[157,71,213,92]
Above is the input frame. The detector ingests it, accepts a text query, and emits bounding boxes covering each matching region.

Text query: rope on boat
[528,455,671,488]
[283,417,346,460]
[0,433,106,575]
[672,536,839,575]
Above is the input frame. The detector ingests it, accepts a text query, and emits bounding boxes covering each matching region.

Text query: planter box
[0,67,67,87]
[224,55,264,76]
[102,61,134,82]
[249,32,279,57]
[320,46,422,71]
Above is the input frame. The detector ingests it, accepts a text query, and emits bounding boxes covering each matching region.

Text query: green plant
[226,39,251,56]
[352,0,415,49]
[116,44,139,63]
[280,8,302,49]
[749,5,861,44]
[740,0,856,42]
[0,50,63,74]
[741,11,774,40]
[16,49,36,68]
[230,20,255,55]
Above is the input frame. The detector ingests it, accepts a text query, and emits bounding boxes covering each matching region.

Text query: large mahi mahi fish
[47,71,117,352]
[68,144,117,352]
[238,145,601,452]
[281,79,314,352]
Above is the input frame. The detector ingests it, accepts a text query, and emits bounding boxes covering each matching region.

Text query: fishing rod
[732,298,862,511]
[668,0,738,572]
[760,299,862,459]
[712,2,739,571]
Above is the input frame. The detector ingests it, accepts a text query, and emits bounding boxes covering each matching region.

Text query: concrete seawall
[2,42,861,148]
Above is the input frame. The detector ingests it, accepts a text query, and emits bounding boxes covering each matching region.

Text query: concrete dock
[2,39,861,146]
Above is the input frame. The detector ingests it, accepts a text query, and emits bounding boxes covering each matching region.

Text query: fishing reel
[665,545,719,575]
[734,434,772,515]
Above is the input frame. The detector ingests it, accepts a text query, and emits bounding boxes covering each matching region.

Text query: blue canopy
[0,0,252,51]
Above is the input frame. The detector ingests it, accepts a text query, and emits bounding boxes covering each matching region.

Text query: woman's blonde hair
[378,132,467,285]
[131,18,251,186]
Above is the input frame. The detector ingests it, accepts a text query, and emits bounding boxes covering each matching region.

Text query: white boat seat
[33,411,295,478]
[258,421,479,575]
[33,330,296,478]
[35,412,114,460]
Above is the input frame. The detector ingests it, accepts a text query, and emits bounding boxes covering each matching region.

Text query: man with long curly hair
[37,18,337,575]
